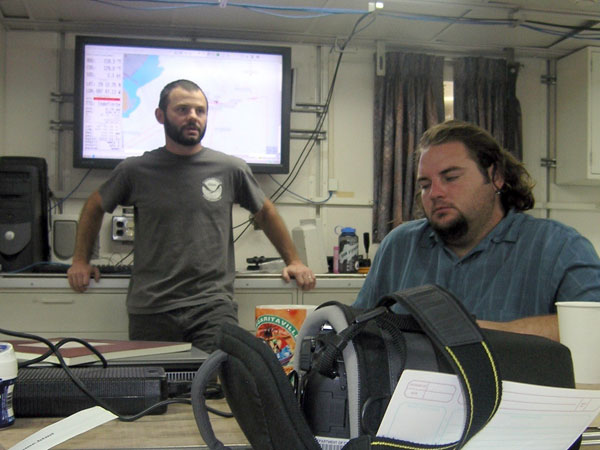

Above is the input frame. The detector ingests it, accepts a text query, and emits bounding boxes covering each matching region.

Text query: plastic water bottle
[0,343,17,428]
[338,227,359,273]
[333,246,339,274]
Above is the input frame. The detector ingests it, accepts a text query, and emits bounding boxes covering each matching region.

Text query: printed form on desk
[376,369,600,450]
[317,369,600,450]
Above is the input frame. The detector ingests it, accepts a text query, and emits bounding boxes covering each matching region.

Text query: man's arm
[477,314,559,342]
[67,191,105,292]
[252,199,316,291]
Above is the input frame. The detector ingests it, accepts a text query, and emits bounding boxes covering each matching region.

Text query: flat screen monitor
[73,35,291,173]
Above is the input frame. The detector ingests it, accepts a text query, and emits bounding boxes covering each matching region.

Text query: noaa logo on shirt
[202,177,223,202]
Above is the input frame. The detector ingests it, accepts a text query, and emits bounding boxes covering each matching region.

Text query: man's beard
[164,117,205,146]
[430,212,469,243]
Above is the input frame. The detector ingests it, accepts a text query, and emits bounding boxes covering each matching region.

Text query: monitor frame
[73,35,291,174]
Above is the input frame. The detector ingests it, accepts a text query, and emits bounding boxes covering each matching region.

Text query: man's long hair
[419,120,535,212]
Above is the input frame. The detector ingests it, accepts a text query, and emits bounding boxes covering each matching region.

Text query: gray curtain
[453,57,523,160]
[372,52,445,243]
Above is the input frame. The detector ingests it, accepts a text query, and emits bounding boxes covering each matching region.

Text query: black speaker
[51,215,78,262]
[0,157,50,272]
[14,366,168,417]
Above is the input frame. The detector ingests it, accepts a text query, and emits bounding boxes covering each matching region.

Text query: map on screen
[76,38,289,171]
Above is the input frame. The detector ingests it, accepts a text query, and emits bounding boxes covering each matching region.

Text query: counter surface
[3,397,599,450]
[0,273,366,290]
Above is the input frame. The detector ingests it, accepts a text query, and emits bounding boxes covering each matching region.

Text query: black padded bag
[191,323,321,450]
[297,293,577,441]
[191,285,580,450]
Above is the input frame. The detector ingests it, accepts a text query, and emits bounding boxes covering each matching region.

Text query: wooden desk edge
[0,400,248,450]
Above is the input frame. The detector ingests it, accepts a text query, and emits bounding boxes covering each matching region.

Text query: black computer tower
[0,157,50,272]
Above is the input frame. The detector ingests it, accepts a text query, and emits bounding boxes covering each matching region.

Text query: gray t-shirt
[99,147,266,314]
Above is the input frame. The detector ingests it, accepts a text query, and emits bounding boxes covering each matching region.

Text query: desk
[580,383,600,448]
[2,399,600,449]
[0,400,248,449]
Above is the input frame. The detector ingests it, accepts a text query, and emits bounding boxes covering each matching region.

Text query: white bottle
[0,343,18,428]
[338,227,359,273]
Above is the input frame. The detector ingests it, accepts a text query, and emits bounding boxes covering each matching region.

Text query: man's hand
[67,190,105,293]
[67,261,100,293]
[477,314,559,342]
[282,261,316,291]
[253,199,318,291]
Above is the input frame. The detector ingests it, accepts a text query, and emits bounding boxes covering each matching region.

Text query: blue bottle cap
[341,227,356,233]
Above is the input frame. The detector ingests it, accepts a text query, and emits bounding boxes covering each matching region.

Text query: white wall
[0,31,375,270]
[231,46,376,269]
[3,32,59,177]
[2,29,600,271]
[517,57,548,214]
[516,55,600,252]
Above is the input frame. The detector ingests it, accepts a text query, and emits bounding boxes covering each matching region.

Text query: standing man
[68,79,316,352]
[354,120,600,341]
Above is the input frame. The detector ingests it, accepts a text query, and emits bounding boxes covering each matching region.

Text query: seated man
[354,120,600,341]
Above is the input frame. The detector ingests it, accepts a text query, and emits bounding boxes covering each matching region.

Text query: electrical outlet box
[112,216,135,242]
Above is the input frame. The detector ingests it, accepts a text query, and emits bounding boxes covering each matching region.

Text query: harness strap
[372,285,502,449]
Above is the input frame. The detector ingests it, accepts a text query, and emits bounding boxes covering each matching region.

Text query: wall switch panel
[112,216,134,242]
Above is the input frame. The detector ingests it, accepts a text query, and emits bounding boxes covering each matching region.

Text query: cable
[2,261,70,274]
[233,220,254,243]
[205,403,233,418]
[520,23,600,39]
[525,19,600,31]
[0,329,123,415]
[91,0,210,10]
[233,219,251,230]
[51,168,93,212]
[18,336,108,368]
[88,0,600,43]
[91,0,367,17]
[113,249,134,266]
[244,9,334,19]
[267,174,333,205]
[232,11,375,243]
[122,397,193,420]
[0,328,201,421]
[271,11,374,202]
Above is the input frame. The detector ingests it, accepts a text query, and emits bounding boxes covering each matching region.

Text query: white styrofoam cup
[556,301,600,385]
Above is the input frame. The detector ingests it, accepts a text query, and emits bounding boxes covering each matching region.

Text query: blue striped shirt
[354,210,600,320]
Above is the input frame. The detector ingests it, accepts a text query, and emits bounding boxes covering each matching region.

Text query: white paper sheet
[377,369,600,450]
[9,406,117,450]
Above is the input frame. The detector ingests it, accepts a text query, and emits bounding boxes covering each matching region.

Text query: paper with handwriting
[377,369,600,450]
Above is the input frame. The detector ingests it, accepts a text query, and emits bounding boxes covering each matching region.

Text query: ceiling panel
[1,0,600,57]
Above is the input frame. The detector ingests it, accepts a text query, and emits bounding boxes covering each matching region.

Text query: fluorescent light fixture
[368,1,384,11]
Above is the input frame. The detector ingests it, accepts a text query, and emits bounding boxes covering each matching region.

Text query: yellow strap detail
[444,346,474,438]
[371,442,457,449]
[371,342,500,450]
[481,340,502,417]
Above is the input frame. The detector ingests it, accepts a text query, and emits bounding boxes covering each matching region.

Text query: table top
[3,390,600,450]
[0,400,248,450]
